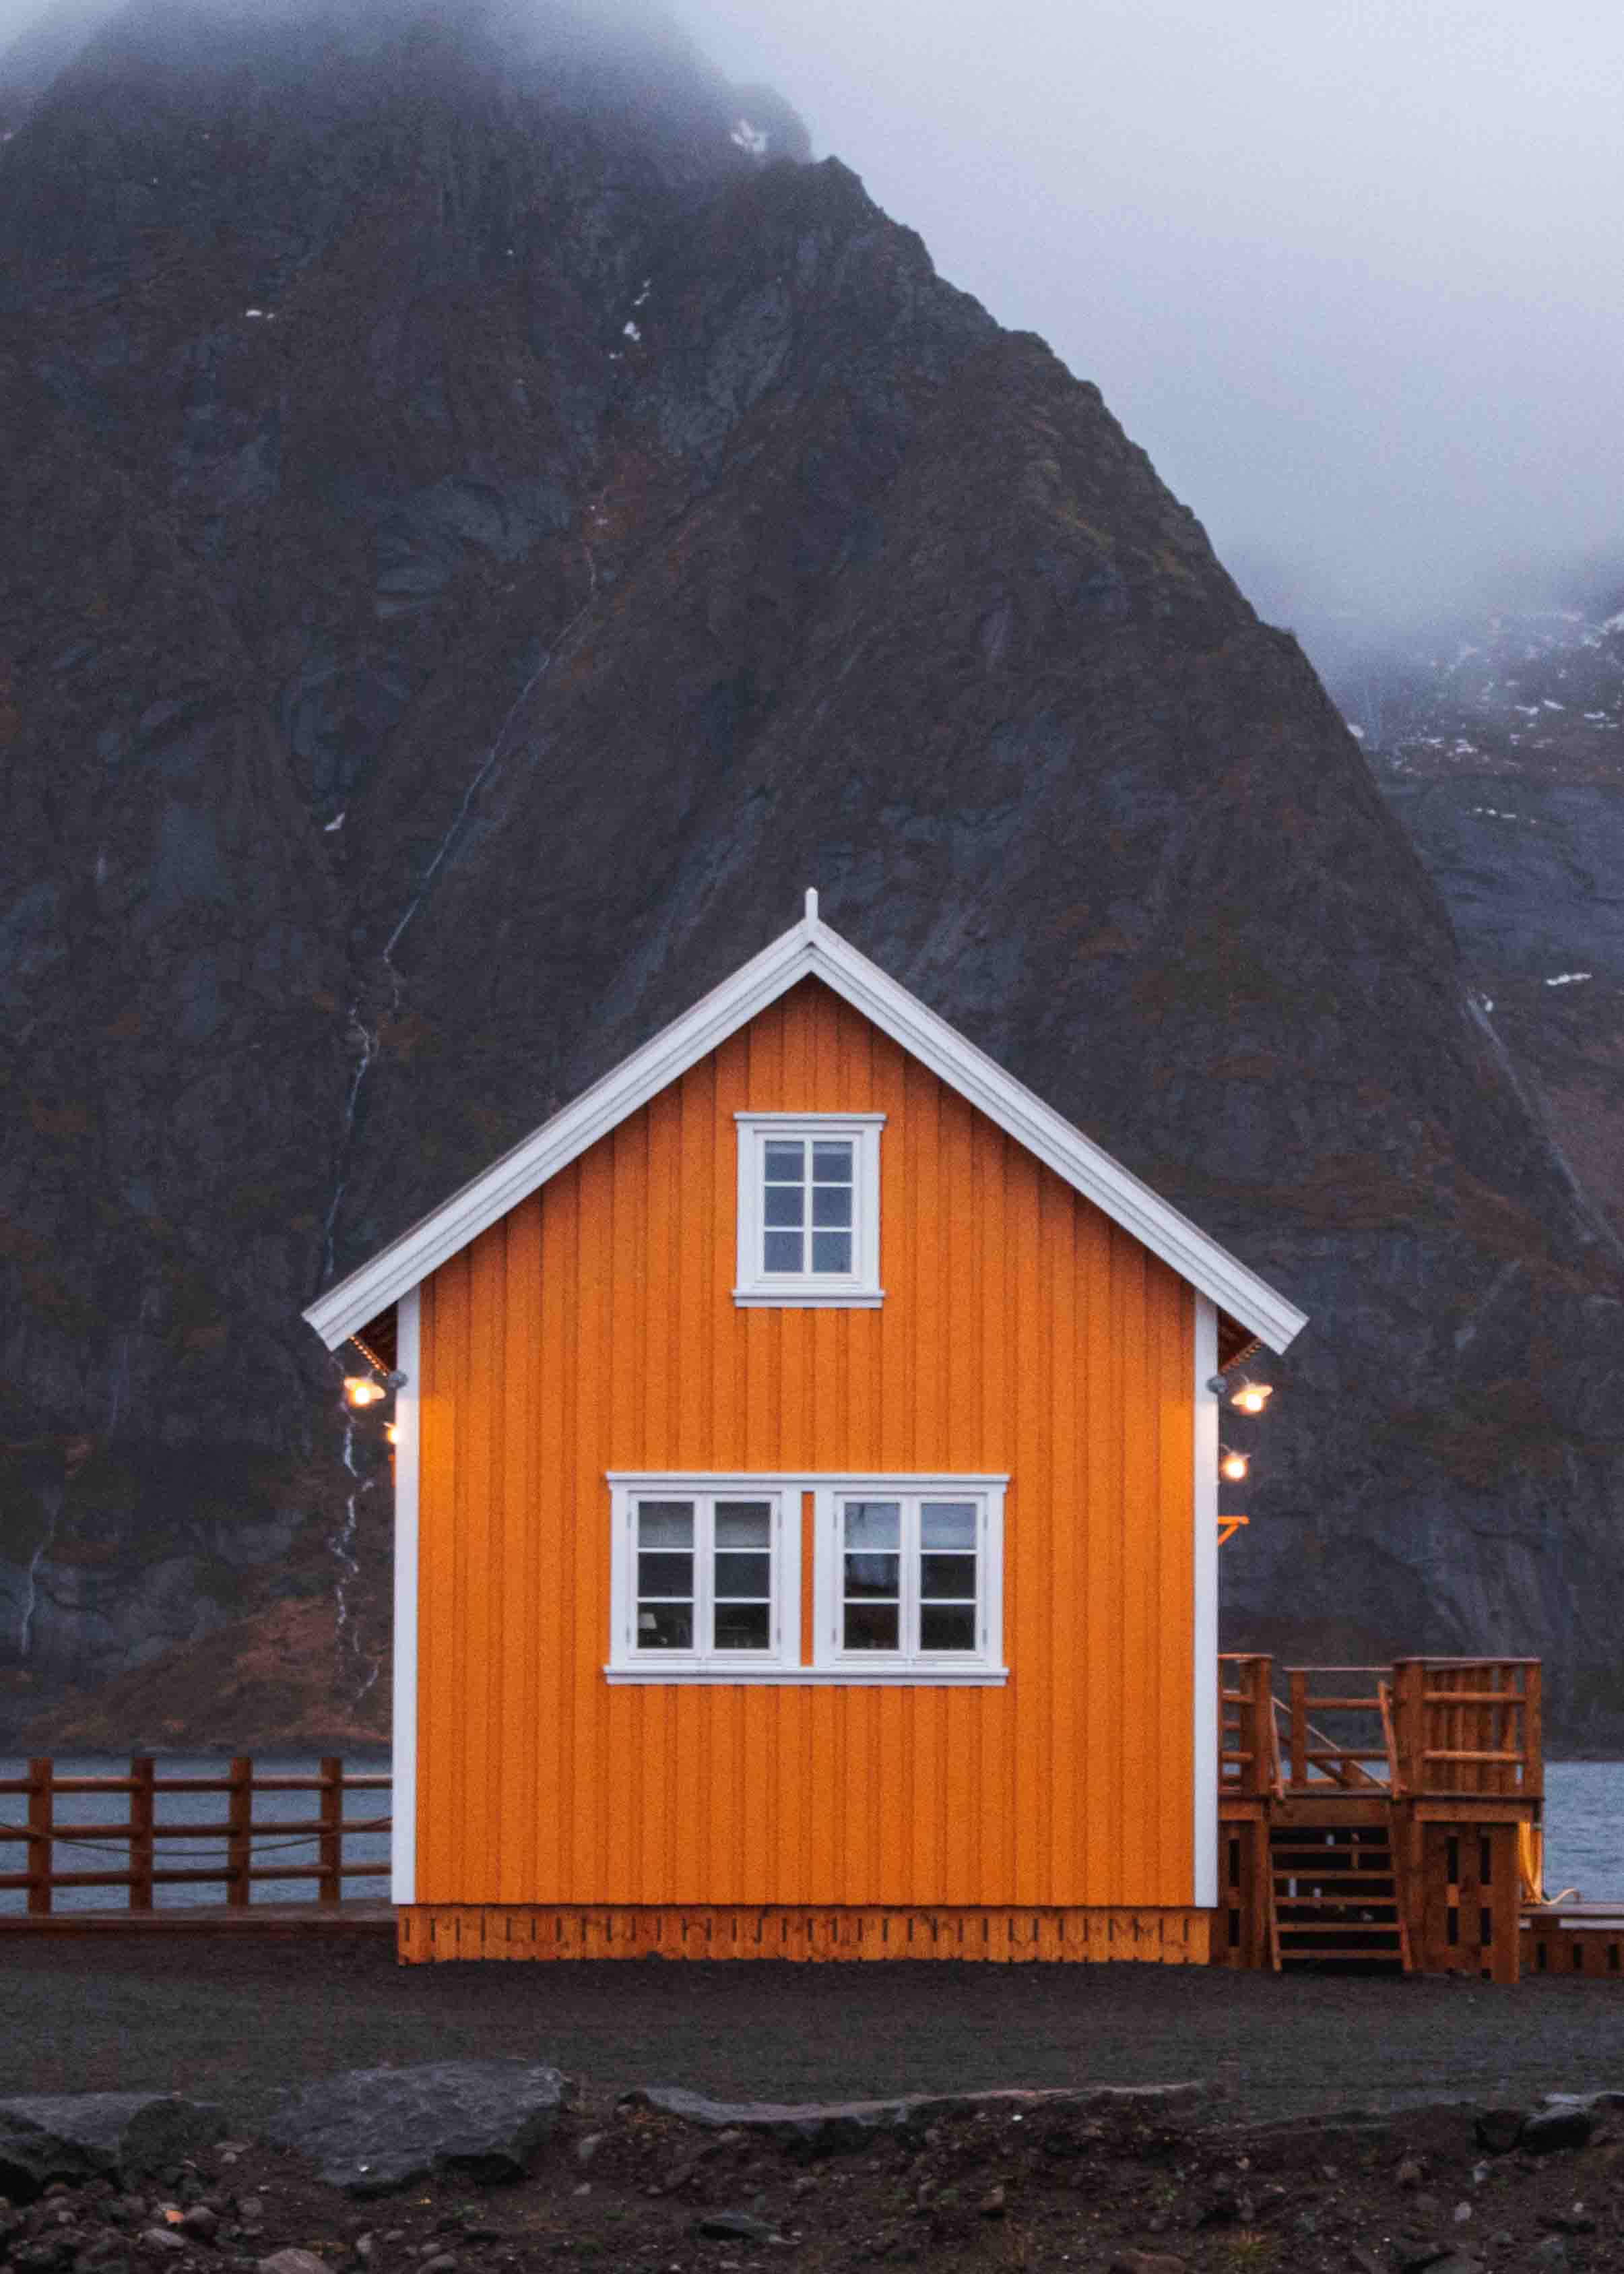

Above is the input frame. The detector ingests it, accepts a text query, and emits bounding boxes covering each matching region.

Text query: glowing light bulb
[344,1377,385,1408]
[385,1422,399,1447]
[1220,1451,1249,1483]
[1232,1382,1273,1415]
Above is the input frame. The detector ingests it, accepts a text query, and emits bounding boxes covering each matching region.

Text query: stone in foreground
[623,2082,1206,2152]
[0,2095,225,2203]
[262,2061,567,2195]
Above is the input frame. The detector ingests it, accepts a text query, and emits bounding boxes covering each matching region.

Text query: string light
[344,1376,385,1408]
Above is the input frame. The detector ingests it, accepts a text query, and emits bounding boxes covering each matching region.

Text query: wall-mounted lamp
[344,1376,385,1408]
[1219,1449,1250,1483]
[385,1422,399,1447]
[1231,1381,1273,1416]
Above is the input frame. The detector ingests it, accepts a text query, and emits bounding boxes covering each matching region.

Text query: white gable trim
[304,894,1308,1354]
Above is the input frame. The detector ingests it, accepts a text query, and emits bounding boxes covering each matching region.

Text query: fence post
[26,1758,52,1917]
[228,1757,253,1909]
[1394,1660,1425,1793]
[1524,1663,1544,1801]
[129,1757,155,1911]
[319,1757,342,1905]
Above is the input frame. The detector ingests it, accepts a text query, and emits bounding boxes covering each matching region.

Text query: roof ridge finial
[804,886,819,924]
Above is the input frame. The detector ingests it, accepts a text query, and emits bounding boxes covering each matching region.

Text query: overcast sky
[4,0,1619,636]
[690,0,1624,637]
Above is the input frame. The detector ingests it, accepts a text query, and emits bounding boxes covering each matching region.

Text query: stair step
[1274,1891,1398,1905]
[1276,1922,1404,1938]
[1279,1951,1406,1967]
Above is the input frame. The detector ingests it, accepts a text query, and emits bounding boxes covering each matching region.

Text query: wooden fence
[0,1758,390,1916]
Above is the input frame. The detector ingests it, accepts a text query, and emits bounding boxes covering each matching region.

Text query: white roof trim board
[304,890,1309,1354]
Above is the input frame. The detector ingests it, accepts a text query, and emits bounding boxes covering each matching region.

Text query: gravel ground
[4,1938,1624,2122]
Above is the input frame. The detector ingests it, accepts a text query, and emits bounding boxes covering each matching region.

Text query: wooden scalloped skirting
[395,1905,1210,1965]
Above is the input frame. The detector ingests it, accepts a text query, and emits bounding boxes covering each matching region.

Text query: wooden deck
[0,1899,394,1937]
[1217,1654,1545,1982]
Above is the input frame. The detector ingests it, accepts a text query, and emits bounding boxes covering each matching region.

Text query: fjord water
[0,1755,391,1914]
[1,1756,1619,1916]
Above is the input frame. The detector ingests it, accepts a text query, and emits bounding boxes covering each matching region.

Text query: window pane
[920,1604,977,1652]
[812,1141,854,1182]
[764,1140,804,1181]
[637,1552,694,1598]
[715,1552,771,1598]
[715,1503,771,1547]
[811,1231,853,1273]
[844,1503,900,1550]
[844,1601,901,1650]
[714,1602,771,1651]
[920,1553,977,1600]
[763,1229,803,1272]
[921,1502,976,1549]
[637,1602,693,1649]
[764,1184,805,1226]
[844,1553,900,1600]
[812,1185,853,1228]
[637,1503,694,1548]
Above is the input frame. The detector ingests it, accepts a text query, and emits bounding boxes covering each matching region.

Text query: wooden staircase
[1267,1819,1410,1971]
[1219,1656,1542,1982]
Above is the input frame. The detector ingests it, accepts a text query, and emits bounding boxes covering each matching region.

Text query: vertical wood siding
[416,978,1196,1910]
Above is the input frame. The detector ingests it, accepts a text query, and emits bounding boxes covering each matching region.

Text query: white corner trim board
[304,900,1309,1354]
[1192,1295,1219,1913]
[390,1285,421,1907]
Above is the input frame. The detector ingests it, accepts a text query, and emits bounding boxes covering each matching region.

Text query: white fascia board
[304,914,819,1348]
[305,910,1307,1355]
[799,927,1308,1354]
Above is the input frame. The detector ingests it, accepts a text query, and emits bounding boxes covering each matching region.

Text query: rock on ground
[622,2081,1207,2152]
[261,2060,568,2196]
[0,2093,225,2203]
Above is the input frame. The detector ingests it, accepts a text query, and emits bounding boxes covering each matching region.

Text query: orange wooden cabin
[305,895,1307,1964]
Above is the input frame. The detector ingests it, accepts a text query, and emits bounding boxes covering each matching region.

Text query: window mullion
[696,1494,715,1665]
[903,1495,920,1667]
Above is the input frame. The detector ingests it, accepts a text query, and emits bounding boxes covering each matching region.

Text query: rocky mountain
[4,0,1623,1748]
[1317,602,1624,1253]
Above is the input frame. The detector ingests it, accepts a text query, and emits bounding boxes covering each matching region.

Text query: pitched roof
[304,893,1309,1354]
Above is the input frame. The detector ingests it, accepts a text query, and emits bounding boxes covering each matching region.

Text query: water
[1,1753,1617,1915]
[1540,1761,1624,1899]
[0,1755,391,1916]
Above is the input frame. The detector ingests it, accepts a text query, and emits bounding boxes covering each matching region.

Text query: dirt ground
[6,2067,1624,2274]
[5,1935,1624,2124]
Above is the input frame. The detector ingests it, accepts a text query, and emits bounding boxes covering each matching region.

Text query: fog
[4,0,1620,639]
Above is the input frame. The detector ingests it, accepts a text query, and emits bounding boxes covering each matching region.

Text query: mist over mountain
[3,0,1622,1746]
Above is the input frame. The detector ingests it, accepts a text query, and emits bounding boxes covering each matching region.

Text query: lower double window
[606,1474,1007,1682]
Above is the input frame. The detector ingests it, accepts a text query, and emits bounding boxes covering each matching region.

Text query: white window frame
[607,1476,801,1678]
[605,1472,1008,1684]
[813,1479,1007,1680]
[733,1113,884,1306]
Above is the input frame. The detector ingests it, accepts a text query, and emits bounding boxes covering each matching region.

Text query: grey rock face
[261,2061,568,2194]
[0,2093,225,2202]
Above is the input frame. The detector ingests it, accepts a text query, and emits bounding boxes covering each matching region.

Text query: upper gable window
[734,1114,884,1307]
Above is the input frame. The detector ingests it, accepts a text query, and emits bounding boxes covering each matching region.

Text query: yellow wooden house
[304,893,1306,1965]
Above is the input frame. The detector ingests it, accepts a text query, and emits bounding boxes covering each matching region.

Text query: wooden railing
[0,1757,390,1916]
[1389,1659,1542,1799]
[1219,1657,1543,1803]
[1219,1654,1282,1798]
[1278,1666,1392,1791]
